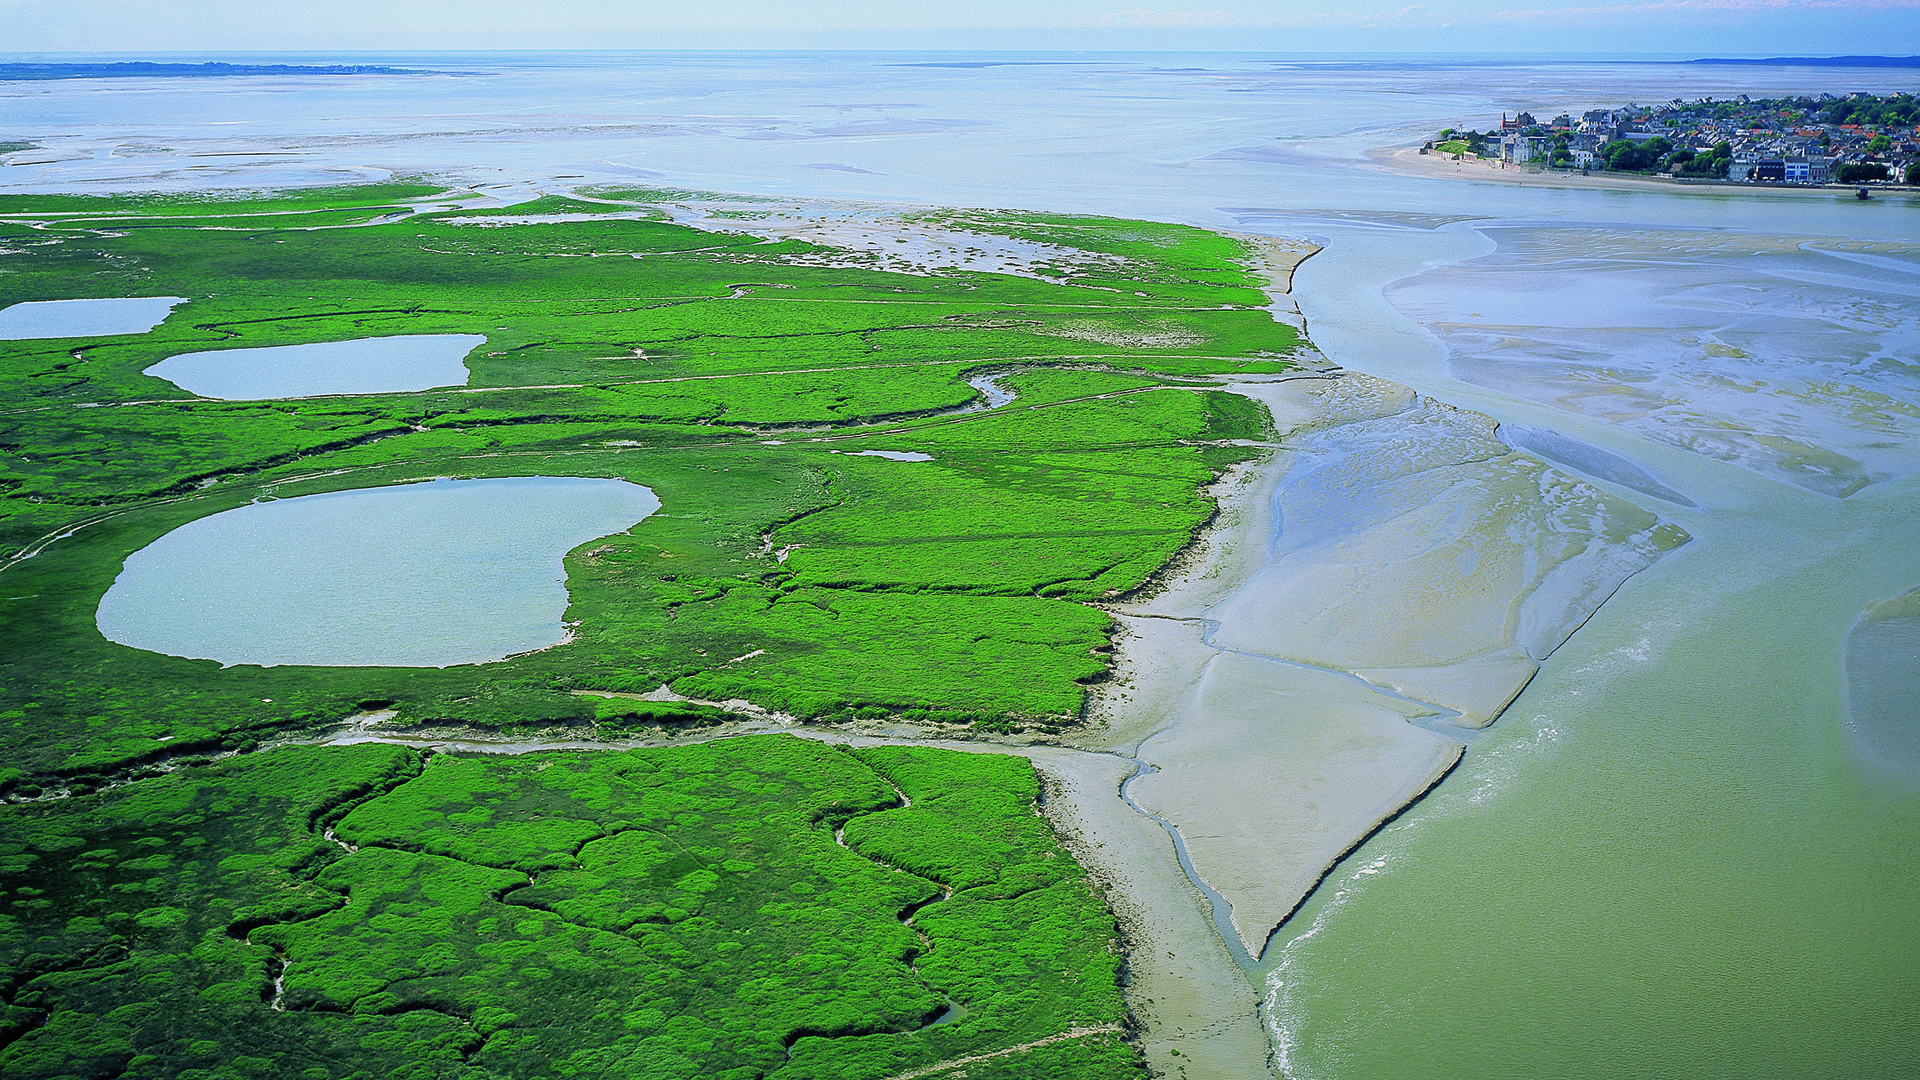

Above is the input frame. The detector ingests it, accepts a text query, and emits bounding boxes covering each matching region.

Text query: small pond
[0,297,185,340]
[96,476,660,668]
[832,450,933,462]
[144,333,485,399]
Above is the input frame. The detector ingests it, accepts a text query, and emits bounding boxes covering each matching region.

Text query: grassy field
[0,180,1298,1076]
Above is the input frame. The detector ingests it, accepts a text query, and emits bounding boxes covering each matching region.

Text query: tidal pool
[143,333,485,399]
[96,476,659,668]
[0,296,184,339]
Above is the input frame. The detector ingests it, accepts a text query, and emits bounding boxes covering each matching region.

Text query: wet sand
[1070,361,1682,1075]
[1124,652,1460,957]
[1029,746,1275,1080]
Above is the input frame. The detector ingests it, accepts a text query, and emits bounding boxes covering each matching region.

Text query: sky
[4,0,1919,58]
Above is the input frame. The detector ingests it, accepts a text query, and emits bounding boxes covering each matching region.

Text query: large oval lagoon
[144,333,485,399]
[96,476,660,668]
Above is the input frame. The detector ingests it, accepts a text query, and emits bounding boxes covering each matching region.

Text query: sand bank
[1074,363,1682,1063]
[1124,652,1460,956]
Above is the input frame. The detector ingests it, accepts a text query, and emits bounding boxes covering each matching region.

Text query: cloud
[1099,8,1242,25]
[1094,5,1450,26]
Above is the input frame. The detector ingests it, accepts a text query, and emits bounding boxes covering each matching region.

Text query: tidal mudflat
[1386,228,1920,498]
[1081,366,1683,1076]
[143,333,485,399]
[0,296,183,339]
[97,476,659,668]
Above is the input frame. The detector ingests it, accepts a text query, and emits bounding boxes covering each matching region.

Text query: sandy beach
[1374,143,1920,201]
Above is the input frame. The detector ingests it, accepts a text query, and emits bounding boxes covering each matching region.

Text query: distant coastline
[1376,142,1918,197]
[0,62,436,81]
[1685,56,1920,68]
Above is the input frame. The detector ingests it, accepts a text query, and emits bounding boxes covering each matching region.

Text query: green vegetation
[1599,136,1674,173]
[0,182,449,219]
[1664,141,1733,179]
[0,182,1290,780]
[0,179,1298,1076]
[1836,162,1892,184]
[0,735,1133,1078]
[1815,92,1918,128]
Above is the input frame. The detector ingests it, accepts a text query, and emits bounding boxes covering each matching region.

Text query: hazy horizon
[4,0,1919,64]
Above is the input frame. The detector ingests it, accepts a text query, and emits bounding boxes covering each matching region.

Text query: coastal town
[1427,91,1919,186]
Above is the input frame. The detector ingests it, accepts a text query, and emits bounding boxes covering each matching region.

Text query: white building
[1503,134,1550,164]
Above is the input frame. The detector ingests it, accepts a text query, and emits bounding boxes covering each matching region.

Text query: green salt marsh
[0,180,1303,1078]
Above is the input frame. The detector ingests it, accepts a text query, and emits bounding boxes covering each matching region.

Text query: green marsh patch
[0,736,1137,1079]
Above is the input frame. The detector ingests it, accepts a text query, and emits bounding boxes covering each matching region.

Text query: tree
[1836,162,1890,184]
[1868,134,1892,154]
[1599,136,1672,172]
[1907,162,1920,185]
[1667,141,1732,179]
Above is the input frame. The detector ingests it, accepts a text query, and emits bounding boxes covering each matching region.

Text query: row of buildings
[1468,95,1917,185]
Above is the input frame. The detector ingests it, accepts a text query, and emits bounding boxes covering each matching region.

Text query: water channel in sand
[97,476,659,668]
[13,53,1920,1080]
